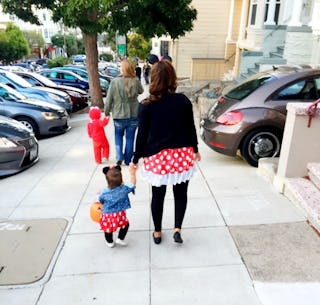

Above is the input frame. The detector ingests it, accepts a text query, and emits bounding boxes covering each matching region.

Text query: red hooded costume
[87,107,110,163]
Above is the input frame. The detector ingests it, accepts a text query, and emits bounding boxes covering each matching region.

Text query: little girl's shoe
[106,241,115,248]
[115,238,127,246]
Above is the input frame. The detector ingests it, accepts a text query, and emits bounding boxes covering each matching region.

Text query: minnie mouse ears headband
[102,165,121,175]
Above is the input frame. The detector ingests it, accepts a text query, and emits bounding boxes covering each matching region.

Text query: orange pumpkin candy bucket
[90,202,103,222]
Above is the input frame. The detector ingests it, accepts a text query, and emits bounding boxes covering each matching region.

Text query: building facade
[153,0,320,81]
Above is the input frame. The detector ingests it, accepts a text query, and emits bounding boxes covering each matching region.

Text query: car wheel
[16,116,39,137]
[240,129,282,167]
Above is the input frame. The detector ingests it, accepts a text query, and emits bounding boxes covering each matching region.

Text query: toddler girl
[98,165,136,248]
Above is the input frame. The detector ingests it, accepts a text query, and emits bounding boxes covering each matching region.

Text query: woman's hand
[194,152,201,162]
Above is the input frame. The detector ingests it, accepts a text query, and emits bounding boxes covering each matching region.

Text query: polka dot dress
[100,210,129,233]
[141,147,196,186]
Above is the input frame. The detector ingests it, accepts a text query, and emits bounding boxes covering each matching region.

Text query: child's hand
[129,163,137,185]
[129,162,138,174]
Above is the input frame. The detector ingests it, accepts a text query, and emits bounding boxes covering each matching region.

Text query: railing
[305,98,320,128]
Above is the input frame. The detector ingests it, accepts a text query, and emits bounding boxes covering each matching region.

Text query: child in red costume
[87,107,110,164]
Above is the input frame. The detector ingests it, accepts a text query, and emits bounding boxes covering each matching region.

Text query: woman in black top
[131,60,201,244]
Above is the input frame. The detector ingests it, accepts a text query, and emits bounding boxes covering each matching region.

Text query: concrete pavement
[1,108,320,305]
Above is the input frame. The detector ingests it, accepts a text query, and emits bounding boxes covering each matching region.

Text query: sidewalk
[1,110,320,305]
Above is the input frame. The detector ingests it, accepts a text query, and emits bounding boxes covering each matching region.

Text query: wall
[191,58,234,80]
[173,0,231,79]
[274,102,320,192]
[284,27,314,65]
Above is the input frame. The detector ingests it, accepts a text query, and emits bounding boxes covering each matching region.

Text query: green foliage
[1,0,197,39]
[51,33,80,57]
[0,23,30,62]
[127,33,151,60]
[23,30,45,49]
[51,34,65,48]
[0,32,11,64]
[102,31,116,52]
[47,56,70,68]
[77,39,85,54]
[100,53,113,61]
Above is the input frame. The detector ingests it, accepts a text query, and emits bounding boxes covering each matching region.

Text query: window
[250,0,258,25]
[160,41,169,57]
[273,79,318,100]
[63,73,76,81]
[225,76,272,100]
[264,0,281,25]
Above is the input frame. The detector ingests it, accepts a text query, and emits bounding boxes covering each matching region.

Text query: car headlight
[66,90,81,98]
[48,92,65,102]
[42,112,60,120]
[0,137,18,148]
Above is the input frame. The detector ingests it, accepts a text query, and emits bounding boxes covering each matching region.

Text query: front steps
[259,159,320,231]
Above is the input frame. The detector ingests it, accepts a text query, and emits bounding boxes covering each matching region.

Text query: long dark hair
[148,61,177,102]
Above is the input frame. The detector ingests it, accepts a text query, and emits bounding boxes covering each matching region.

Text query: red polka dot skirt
[141,147,197,186]
[100,210,129,233]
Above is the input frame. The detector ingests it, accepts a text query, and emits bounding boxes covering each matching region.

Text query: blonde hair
[121,60,136,78]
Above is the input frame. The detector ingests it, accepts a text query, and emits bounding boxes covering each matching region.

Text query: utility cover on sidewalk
[230,221,320,282]
[0,219,68,286]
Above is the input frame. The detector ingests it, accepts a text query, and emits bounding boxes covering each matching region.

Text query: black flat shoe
[153,232,162,244]
[173,231,183,243]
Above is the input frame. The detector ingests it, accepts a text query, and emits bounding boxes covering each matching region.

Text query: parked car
[103,66,121,78]
[40,69,90,92]
[15,71,88,112]
[72,54,86,65]
[0,83,70,137]
[52,66,108,96]
[65,64,113,83]
[200,65,320,167]
[12,62,37,72]
[0,69,73,113]
[0,65,29,72]
[0,115,39,178]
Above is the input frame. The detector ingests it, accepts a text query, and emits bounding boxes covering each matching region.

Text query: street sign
[117,44,126,56]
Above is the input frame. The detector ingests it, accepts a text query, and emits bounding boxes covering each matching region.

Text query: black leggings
[151,181,189,232]
[104,224,129,243]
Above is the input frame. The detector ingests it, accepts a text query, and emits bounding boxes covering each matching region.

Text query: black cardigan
[132,93,198,164]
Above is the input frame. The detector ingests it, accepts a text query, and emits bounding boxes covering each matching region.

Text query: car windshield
[30,73,57,86]
[2,71,33,88]
[0,85,26,100]
[225,75,273,100]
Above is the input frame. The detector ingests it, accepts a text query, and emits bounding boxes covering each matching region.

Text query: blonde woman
[105,60,144,166]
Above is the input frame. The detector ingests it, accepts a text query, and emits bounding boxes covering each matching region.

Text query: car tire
[240,128,282,167]
[16,116,39,137]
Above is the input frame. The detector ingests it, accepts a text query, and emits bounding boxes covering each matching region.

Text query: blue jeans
[113,118,138,165]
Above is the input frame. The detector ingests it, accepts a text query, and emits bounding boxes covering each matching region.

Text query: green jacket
[104,76,144,119]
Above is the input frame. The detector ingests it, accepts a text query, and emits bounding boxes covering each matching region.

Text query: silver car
[0,83,70,137]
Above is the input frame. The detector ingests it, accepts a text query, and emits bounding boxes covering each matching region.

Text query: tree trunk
[83,32,103,108]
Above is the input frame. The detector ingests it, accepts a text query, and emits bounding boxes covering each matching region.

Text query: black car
[0,115,39,177]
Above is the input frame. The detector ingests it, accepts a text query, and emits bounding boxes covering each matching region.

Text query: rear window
[225,76,272,100]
